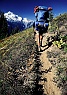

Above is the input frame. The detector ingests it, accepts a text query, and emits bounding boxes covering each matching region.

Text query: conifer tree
[0,11,8,39]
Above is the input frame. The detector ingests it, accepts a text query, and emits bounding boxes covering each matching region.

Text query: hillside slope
[0,13,67,95]
[0,28,37,95]
[39,13,67,95]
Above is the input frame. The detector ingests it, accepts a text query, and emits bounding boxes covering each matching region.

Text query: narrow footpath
[39,32,61,95]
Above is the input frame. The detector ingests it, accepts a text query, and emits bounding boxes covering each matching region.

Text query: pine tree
[0,11,8,40]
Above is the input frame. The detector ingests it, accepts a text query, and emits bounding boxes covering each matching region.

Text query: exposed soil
[40,42,61,95]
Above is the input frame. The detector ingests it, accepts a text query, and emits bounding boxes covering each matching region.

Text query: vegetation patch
[0,27,37,95]
[47,13,67,95]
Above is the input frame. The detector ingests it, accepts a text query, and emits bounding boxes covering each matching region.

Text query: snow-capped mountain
[4,11,22,22]
[23,18,33,28]
[4,11,33,30]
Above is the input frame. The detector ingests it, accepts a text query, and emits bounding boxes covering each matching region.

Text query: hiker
[33,6,52,51]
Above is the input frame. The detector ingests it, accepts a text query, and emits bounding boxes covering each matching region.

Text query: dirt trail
[40,33,61,95]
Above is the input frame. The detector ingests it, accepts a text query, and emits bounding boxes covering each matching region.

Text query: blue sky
[0,0,67,20]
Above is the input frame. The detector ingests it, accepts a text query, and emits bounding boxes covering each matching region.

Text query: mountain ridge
[4,11,34,30]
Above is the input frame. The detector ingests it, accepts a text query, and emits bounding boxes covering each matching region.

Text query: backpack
[34,6,52,28]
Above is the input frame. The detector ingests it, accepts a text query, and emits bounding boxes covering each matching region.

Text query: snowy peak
[23,18,33,28]
[4,11,33,30]
[4,11,33,23]
[4,11,22,22]
[23,18,32,23]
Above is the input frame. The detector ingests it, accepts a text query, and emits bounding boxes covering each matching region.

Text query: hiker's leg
[34,32,41,51]
[34,30,39,42]
[40,35,43,45]
[38,33,40,47]
[33,29,37,42]
[34,31,36,41]
[37,33,41,51]
[34,29,41,51]
[35,32,40,46]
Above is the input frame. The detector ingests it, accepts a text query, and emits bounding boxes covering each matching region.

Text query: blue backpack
[36,6,49,21]
[34,6,50,30]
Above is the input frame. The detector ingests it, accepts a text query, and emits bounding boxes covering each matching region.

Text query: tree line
[0,11,20,40]
[0,11,8,40]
